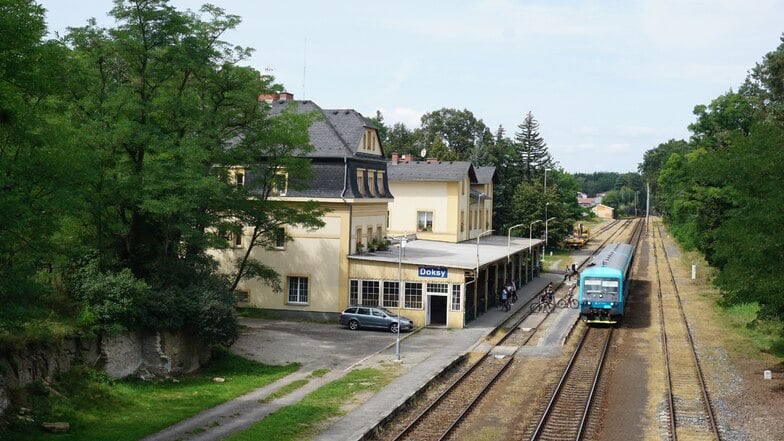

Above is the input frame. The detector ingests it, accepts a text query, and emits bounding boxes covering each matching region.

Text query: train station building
[212,93,544,328]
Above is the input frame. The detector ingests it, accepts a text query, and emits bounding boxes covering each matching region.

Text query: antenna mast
[302,37,307,99]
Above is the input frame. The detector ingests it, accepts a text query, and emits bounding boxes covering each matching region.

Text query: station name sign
[418,266,448,278]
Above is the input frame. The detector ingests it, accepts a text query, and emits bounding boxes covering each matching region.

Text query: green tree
[639,139,690,214]
[417,108,493,160]
[0,0,78,342]
[384,122,416,158]
[58,0,323,345]
[514,111,554,184]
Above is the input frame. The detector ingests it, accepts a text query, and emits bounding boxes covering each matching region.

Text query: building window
[383,281,399,308]
[236,289,249,304]
[356,227,363,252]
[460,210,464,232]
[350,280,359,306]
[461,181,464,195]
[272,172,288,196]
[356,169,365,196]
[376,225,382,242]
[387,211,390,228]
[362,280,379,306]
[377,171,384,196]
[486,209,490,229]
[367,227,373,247]
[404,282,423,309]
[427,283,448,294]
[234,230,243,248]
[274,227,285,250]
[368,170,376,196]
[451,285,461,311]
[287,276,308,304]
[235,171,245,189]
[417,211,433,232]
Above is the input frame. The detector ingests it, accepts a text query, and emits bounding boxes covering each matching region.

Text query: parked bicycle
[530,298,555,313]
[530,290,555,313]
[557,284,579,309]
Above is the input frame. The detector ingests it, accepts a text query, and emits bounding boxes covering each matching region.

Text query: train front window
[583,277,619,298]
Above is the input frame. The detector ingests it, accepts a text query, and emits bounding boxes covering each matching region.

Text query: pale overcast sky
[38,0,784,173]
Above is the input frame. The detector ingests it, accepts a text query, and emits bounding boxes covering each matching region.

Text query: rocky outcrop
[0,330,211,417]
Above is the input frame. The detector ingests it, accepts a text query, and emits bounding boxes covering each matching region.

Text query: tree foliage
[2,0,325,346]
[644,34,784,323]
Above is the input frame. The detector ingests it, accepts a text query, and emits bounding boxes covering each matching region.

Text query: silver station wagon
[339,306,414,333]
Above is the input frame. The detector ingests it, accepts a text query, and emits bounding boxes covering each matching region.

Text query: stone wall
[0,330,211,416]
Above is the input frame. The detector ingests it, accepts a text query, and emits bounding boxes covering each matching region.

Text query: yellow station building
[211,94,543,328]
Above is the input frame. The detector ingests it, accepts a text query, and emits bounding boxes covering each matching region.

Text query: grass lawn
[5,349,299,441]
[226,368,394,441]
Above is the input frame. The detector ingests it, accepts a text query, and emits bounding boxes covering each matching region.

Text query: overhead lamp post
[529,219,542,279]
[507,223,525,284]
[396,236,407,361]
[544,216,556,255]
[476,229,494,303]
[543,168,551,246]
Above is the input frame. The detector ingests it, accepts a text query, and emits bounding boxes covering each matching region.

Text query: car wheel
[389,322,399,333]
[348,320,359,331]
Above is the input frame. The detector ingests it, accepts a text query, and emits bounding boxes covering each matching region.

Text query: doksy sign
[418,266,448,278]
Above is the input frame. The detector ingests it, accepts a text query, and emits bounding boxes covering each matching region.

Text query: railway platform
[313,272,565,441]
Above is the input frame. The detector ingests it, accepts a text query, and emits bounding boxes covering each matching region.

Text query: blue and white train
[578,243,634,324]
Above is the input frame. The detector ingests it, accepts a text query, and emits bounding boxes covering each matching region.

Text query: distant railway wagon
[578,243,634,324]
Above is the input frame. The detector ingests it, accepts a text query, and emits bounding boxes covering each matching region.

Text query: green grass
[260,379,309,404]
[4,349,299,441]
[226,368,393,441]
[717,301,784,358]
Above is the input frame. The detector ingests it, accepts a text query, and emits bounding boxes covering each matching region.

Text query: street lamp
[507,223,525,264]
[544,216,556,255]
[396,237,407,361]
[529,219,542,279]
[476,229,494,304]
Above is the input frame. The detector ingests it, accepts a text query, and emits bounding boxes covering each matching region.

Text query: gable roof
[474,166,498,184]
[387,161,477,182]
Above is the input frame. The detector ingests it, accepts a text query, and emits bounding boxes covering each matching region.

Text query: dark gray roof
[474,166,499,184]
[268,100,379,158]
[251,99,390,200]
[387,161,477,182]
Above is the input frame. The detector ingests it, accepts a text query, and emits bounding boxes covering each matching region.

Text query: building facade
[214,95,543,328]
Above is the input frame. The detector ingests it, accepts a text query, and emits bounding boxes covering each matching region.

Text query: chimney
[279,91,294,101]
[391,152,399,164]
[427,158,438,164]
[258,93,276,103]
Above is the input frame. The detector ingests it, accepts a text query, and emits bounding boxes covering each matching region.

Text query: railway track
[391,312,532,441]
[385,219,643,441]
[651,220,721,441]
[523,325,612,440]
[520,218,646,439]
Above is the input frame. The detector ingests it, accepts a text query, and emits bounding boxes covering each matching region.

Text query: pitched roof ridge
[321,108,357,157]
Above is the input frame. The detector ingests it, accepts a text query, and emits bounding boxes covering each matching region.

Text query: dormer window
[356,169,366,196]
[272,172,288,196]
[368,170,376,196]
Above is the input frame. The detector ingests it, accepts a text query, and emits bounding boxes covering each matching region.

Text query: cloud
[380,107,424,128]
[615,125,654,137]
[574,126,600,136]
[607,143,632,153]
